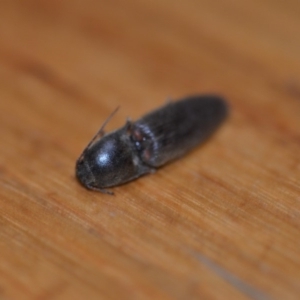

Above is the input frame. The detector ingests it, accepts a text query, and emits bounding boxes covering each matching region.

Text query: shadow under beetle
[76,95,228,194]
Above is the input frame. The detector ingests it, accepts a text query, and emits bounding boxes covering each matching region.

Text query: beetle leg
[88,185,114,195]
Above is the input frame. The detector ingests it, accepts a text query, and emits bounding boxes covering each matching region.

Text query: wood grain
[0,0,299,299]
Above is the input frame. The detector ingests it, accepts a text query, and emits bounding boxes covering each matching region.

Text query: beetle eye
[76,158,96,187]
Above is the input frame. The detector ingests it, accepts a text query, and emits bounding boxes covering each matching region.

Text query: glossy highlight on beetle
[76,95,228,194]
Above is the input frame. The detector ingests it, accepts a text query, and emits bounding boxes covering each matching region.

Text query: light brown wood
[0,1,299,299]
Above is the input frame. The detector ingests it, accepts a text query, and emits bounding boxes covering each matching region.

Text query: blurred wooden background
[0,0,299,299]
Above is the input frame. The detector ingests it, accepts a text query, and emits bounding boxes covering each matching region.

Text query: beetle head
[76,127,141,190]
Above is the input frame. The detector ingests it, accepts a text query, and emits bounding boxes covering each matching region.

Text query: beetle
[76,95,228,194]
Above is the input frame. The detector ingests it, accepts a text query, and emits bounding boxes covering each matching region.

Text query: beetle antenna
[99,106,120,134]
[84,106,120,151]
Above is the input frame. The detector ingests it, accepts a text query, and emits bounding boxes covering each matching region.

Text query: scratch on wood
[192,252,270,300]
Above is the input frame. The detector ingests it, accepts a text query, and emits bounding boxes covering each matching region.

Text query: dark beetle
[76,95,228,194]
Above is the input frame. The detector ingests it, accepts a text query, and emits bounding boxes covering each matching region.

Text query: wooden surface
[0,1,299,299]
